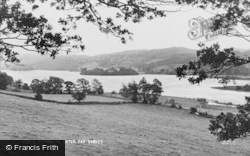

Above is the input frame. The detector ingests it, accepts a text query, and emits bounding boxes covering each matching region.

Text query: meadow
[0,90,249,155]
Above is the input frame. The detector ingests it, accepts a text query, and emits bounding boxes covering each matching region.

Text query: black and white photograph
[0,0,250,155]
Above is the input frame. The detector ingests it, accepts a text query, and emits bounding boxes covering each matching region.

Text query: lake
[2,70,250,104]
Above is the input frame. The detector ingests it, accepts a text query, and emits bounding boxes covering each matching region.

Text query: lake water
[2,70,250,104]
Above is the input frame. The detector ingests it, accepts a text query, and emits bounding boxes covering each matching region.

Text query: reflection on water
[2,70,250,104]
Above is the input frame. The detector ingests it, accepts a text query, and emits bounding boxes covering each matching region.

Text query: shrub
[198,111,208,116]
[236,86,242,90]
[178,105,183,109]
[198,112,213,118]
[111,90,117,94]
[156,102,162,105]
[72,91,86,103]
[66,100,72,104]
[243,84,250,91]
[190,107,197,114]
[148,94,159,104]
[170,103,177,108]
[35,93,43,101]
[12,88,20,92]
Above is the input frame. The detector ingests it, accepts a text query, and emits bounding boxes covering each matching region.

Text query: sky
[17,1,250,56]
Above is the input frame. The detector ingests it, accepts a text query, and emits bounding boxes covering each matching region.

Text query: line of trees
[119,77,163,104]
[29,77,104,102]
[80,67,138,75]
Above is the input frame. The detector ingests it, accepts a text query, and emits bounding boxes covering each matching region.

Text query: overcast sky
[21,1,250,56]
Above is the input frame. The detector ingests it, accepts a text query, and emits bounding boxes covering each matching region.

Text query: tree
[91,79,104,94]
[0,0,170,64]
[72,91,86,103]
[2,0,250,65]
[138,77,151,103]
[30,79,44,94]
[72,78,89,103]
[75,78,90,92]
[120,77,163,104]
[14,79,23,89]
[119,84,130,98]
[176,44,250,141]
[149,79,163,104]
[176,43,250,84]
[0,0,84,64]
[22,83,30,90]
[30,78,44,100]
[209,97,250,141]
[128,81,139,103]
[0,72,13,90]
[64,81,75,94]
[46,76,64,94]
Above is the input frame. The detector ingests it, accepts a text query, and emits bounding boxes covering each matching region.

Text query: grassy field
[0,89,129,103]
[0,92,250,155]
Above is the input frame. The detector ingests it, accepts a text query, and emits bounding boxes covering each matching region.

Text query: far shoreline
[212,86,250,93]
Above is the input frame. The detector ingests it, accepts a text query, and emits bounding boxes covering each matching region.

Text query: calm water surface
[2,70,250,104]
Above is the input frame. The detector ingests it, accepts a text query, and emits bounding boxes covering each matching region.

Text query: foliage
[176,43,250,84]
[30,77,64,94]
[91,79,104,94]
[75,78,90,92]
[178,105,183,109]
[120,77,163,104]
[209,97,250,141]
[30,79,44,94]
[236,86,242,90]
[22,83,30,90]
[35,93,43,101]
[170,103,177,108]
[72,91,86,103]
[71,78,89,102]
[0,0,84,64]
[242,84,250,91]
[0,72,13,90]
[209,104,250,141]
[45,76,64,94]
[176,43,250,141]
[14,79,23,89]
[11,88,20,92]
[0,0,171,64]
[119,84,130,98]
[128,81,139,103]
[81,67,138,75]
[198,112,213,118]
[64,81,75,94]
[190,107,197,114]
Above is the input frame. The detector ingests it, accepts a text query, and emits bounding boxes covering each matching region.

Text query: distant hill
[1,47,250,75]
[1,47,197,74]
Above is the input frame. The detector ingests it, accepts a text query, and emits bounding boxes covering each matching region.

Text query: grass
[0,92,250,155]
[158,96,239,116]
[0,90,129,104]
[0,89,240,116]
